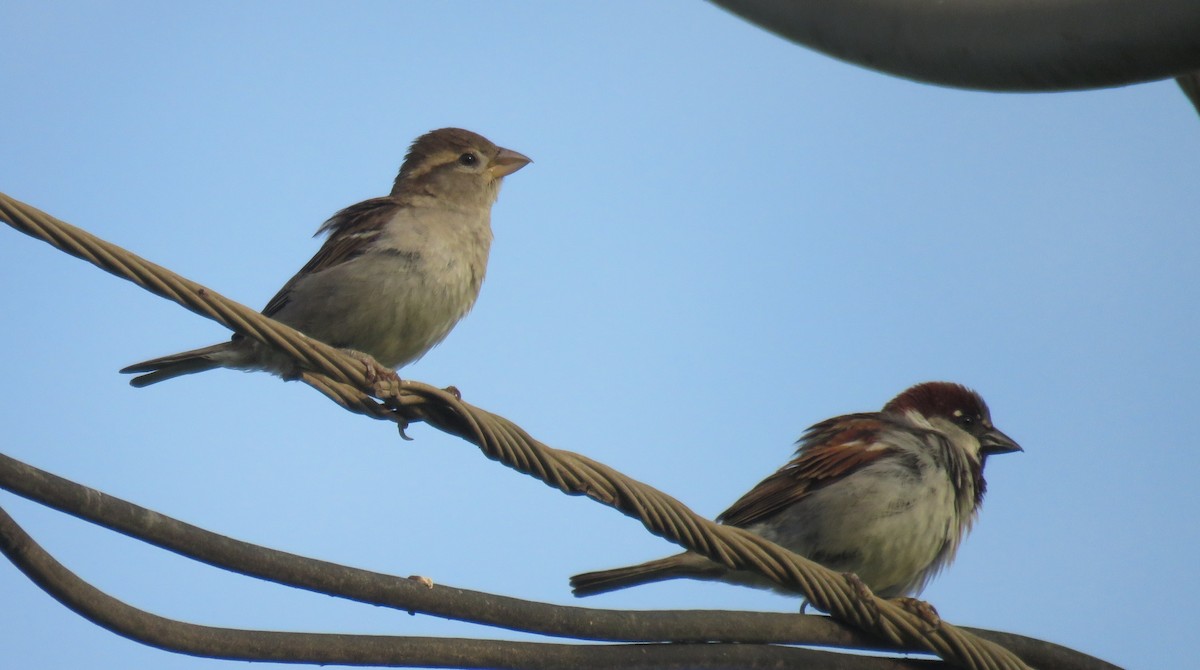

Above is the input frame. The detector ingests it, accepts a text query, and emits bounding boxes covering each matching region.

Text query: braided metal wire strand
[0,191,1031,670]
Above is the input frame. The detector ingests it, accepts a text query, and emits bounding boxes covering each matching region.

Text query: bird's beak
[490,148,532,178]
[980,427,1023,455]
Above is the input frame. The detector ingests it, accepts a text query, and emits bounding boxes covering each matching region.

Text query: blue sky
[2,2,1197,668]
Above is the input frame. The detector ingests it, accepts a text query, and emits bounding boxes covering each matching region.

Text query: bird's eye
[458,152,478,166]
[957,414,977,428]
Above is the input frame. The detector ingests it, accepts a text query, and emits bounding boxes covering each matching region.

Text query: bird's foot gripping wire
[343,349,402,399]
[894,597,942,633]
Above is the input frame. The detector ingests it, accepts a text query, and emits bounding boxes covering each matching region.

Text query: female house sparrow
[122,128,530,387]
[571,381,1021,599]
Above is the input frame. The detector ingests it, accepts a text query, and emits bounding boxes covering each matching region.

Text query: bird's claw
[397,420,414,441]
[843,572,882,625]
[844,572,874,600]
[894,597,941,631]
[342,349,402,398]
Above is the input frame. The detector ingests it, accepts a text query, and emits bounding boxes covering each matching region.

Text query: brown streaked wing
[262,197,402,317]
[716,414,897,528]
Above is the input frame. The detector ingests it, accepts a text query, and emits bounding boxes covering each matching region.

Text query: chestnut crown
[884,381,1021,455]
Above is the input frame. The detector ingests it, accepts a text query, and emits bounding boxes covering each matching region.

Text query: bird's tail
[120,343,231,387]
[569,552,722,597]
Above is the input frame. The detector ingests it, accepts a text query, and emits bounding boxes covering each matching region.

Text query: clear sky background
[2,3,1197,668]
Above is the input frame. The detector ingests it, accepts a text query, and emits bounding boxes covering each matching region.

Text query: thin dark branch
[0,451,1118,670]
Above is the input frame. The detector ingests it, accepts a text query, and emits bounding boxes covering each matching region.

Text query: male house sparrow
[122,128,530,387]
[571,381,1021,599]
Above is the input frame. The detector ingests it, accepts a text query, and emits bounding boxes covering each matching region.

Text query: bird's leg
[894,597,941,632]
[843,572,882,627]
[341,349,402,399]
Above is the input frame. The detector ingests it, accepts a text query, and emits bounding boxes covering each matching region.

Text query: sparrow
[122,128,530,387]
[570,381,1022,599]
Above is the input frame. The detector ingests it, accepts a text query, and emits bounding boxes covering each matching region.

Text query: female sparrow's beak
[489,148,532,178]
[981,427,1022,455]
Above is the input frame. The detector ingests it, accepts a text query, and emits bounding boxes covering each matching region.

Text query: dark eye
[458,152,478,166]
[956,414,977,428]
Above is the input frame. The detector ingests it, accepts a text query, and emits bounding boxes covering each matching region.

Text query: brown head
[391,128,531,207]
[883,381,1022,458]
[885,381,1022,508]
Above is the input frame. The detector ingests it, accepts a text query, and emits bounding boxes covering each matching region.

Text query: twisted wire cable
[0,191,1030,670]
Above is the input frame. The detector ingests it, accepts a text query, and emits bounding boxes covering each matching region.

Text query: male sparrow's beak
[489,148,532,178]
[981,427,1023,455]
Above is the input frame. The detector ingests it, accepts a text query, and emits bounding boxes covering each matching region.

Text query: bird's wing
[717,414,900,528]
[262,197,401,317]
